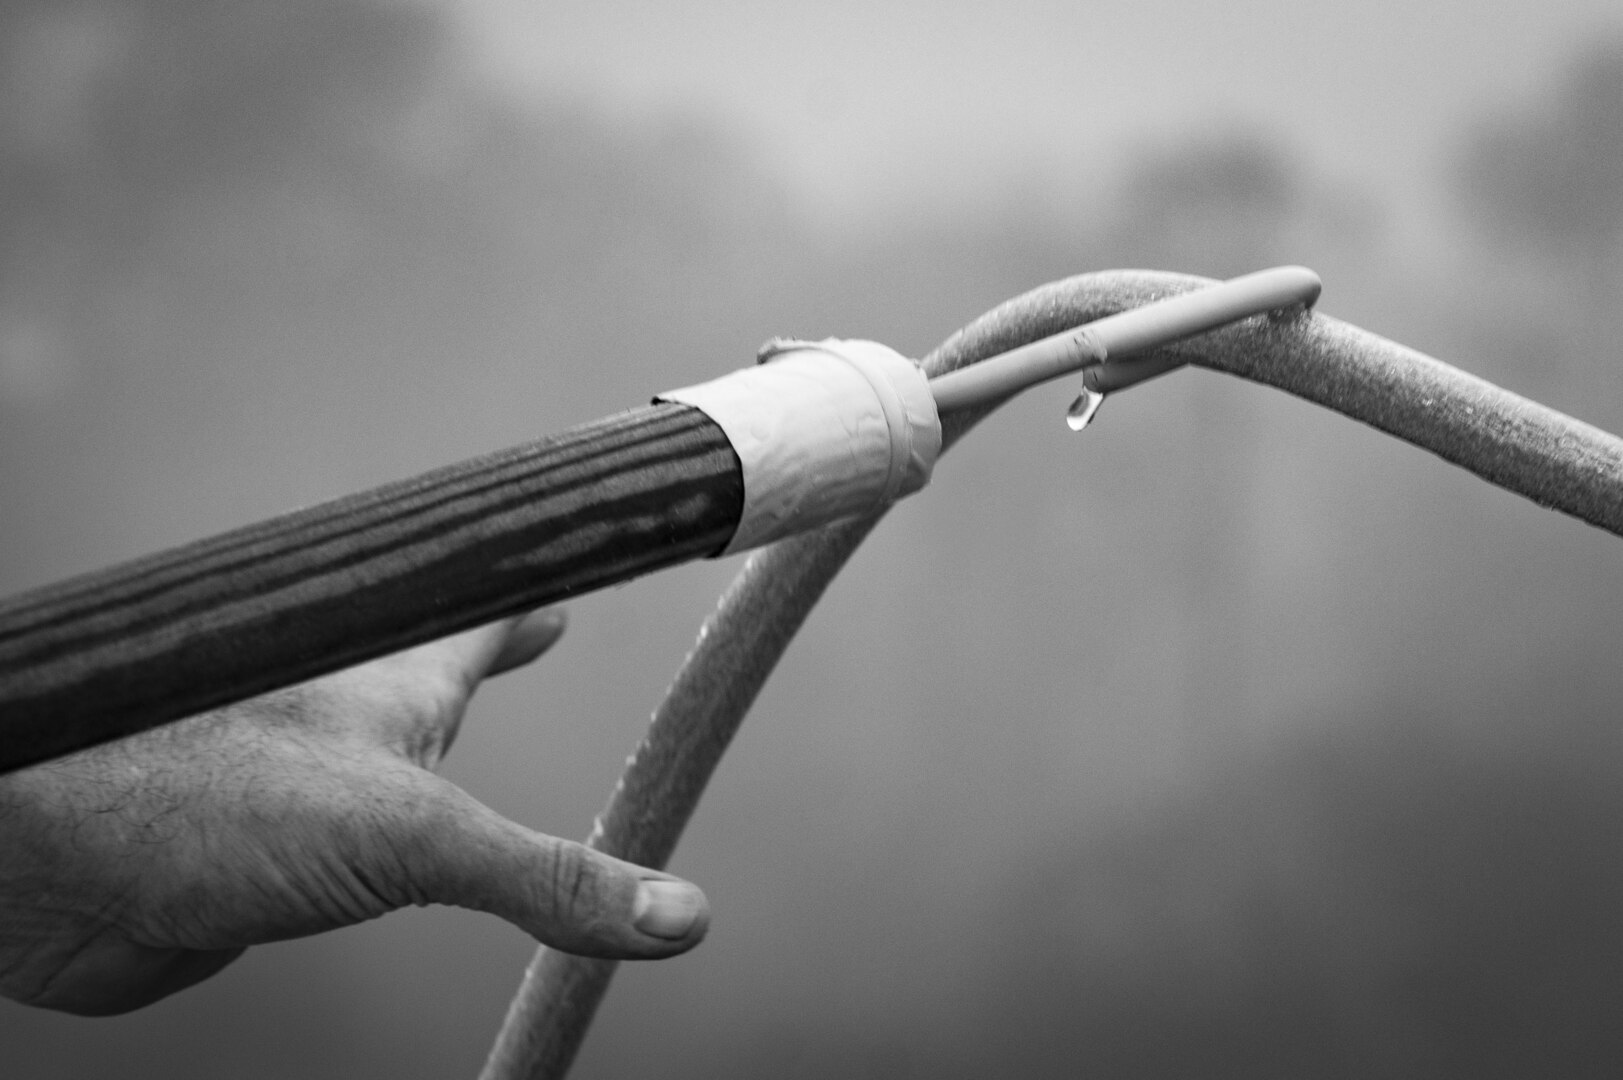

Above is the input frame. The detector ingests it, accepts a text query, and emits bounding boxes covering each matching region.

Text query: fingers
[412,607,568,692]
[351,605,564,716]
[307,607,566,765]
[389,777,709,960]
[485,607,568,678]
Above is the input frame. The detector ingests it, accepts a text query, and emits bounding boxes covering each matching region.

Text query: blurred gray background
[4,2,1623,1076]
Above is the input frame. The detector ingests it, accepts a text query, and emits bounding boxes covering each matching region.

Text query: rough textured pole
[478,523,883,1080]
[0,403,743,773]
[969,271,1623,539]
[481,269,1623,1080]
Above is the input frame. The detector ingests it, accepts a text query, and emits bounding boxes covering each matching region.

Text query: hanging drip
[1065,387,1106,430]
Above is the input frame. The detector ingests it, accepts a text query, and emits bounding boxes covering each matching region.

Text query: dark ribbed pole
[0,402,743,774]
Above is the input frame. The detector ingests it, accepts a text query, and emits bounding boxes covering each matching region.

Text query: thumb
[389,777,709,959]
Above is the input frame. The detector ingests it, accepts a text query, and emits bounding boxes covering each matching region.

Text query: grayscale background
[4,2,1622,1076]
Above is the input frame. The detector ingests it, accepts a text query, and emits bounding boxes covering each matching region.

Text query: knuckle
[537,840,629,952]
[544,840,600,921]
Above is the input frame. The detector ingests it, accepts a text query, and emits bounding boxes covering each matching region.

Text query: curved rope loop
[481,269,1623,1080]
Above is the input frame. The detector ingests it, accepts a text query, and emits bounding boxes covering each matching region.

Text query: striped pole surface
[0,402,743,773]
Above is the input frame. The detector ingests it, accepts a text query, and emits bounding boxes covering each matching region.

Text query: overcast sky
[457,0,1621,225]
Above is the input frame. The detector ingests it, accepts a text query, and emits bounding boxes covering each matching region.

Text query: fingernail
[633,880,704,940]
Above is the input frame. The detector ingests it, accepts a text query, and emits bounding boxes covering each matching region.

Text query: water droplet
[1066,387,1106,430]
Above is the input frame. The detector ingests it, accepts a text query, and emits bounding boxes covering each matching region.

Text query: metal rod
[926,264,1321,412]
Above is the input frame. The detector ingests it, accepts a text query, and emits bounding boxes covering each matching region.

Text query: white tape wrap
[657,338,942,554]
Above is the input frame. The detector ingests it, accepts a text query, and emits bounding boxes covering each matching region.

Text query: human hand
[0,609,709,1015]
